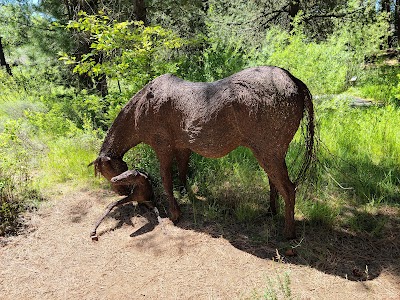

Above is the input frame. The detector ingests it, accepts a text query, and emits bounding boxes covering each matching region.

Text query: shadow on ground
[101,199,399,282]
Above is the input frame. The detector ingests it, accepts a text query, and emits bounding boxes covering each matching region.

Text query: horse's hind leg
[252,149,296,239]
[268,177,278,215]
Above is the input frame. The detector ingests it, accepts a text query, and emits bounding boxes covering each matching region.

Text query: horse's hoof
[169,213,181,225]
[169,205,182,222]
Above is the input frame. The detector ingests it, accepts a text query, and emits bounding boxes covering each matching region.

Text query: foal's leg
[90,194,134,239]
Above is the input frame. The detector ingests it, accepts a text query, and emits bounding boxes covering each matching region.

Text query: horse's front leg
[156,148,181,222]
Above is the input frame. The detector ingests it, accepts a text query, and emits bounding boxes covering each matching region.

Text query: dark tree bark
[381,0,393,48]
[0,37,12,76]
[395,0,400,47]
[288,1,300,32]
[289,1,300,19]
[135,0,147,25]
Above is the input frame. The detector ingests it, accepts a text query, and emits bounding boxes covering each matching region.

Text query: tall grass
[0,69,101,235]
[35,134,100,191]
[317,96,400,206]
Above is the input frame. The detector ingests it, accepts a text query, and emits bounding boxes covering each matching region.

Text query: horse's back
[139,67,307,157]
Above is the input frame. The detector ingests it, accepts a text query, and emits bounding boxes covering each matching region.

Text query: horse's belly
[191,140,238,158]
[182,127,240,158]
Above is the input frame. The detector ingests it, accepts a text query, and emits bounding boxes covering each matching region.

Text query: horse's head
[90,156,128,180]
[89,156,132,195]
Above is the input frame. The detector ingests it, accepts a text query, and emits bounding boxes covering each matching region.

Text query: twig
[324,166,354,190]
[291,236,305,249]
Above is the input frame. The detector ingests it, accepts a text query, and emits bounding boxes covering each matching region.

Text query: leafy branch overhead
[59,11,183,84]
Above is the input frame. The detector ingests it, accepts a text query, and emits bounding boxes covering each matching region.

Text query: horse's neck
[100,128,138,158]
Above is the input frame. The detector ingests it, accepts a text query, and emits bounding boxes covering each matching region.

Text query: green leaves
[60,11,183,86]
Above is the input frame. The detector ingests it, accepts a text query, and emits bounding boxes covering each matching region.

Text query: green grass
[249,272,292,300]
[35,134,100,190]
[0,69,102,235]
[347,65,399,105]
[299,94,400,234]
[317,98,400,204]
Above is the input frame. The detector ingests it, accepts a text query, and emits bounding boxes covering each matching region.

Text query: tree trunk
[0,37,12,76]
[395,0,400,47]
[135,0,147,25]
[382,0,393,48]
[288,1,300,32]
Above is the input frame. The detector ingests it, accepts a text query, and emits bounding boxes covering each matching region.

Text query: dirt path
[1,187,399,299]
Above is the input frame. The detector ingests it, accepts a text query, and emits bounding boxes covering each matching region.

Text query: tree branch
[0,17,56,32]
[219,3,290,26]
[304,7,365,22]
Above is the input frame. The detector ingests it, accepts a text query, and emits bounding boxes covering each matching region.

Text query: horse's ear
[88,156,110,167]
[88,158,99,177]
[88,156,109,177]
[88,159,96,167]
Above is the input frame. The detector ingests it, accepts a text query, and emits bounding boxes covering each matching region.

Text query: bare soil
[1,187,399,299]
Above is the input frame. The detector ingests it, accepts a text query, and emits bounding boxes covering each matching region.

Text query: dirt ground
[1,187,399,300]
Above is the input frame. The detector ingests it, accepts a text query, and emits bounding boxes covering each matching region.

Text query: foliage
[0,68,99,235]
[0,118,42,235]
[254,23,350,94]
[251,11,390,95]
[206,0,367,47]
[0,1,66,64]
[250,272,292,300]
[148,0,207,39]
[59,11,183,89]
[199,40,250,82]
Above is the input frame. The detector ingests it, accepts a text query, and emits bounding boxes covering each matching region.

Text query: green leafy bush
[59,11,183,89]
[249,11,389,95]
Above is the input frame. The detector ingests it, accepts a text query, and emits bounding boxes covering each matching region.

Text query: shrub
[0,119,43,235]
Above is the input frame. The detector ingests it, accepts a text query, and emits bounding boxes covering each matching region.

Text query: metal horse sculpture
[91,66,314,239]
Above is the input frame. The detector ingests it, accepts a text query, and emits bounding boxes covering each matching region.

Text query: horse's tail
[294,84,315,186]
